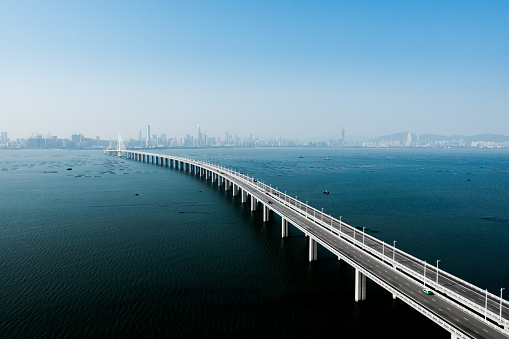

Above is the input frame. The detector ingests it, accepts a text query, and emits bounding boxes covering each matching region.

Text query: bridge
[105,149,509,339]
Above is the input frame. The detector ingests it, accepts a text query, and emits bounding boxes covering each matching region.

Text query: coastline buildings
[1,127,509,149]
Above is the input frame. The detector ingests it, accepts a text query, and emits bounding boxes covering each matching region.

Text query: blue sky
[1,1,508,140]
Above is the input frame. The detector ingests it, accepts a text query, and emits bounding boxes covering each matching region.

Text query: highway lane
[217,164,509,338]
[261,181,509,326]
[117,151,509,338]
[244,183,508,338]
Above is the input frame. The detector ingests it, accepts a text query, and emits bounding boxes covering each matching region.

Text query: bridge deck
[106,150,509,339]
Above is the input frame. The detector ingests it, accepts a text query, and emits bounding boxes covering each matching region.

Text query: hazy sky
[1,1,508,140]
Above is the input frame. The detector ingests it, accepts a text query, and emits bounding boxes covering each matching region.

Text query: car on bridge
[422,288,433,295]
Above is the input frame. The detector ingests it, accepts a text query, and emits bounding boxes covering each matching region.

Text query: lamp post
[501,288,505,321]
[382,242,385,262]
[339,216,342,234]
[436,260,441,288]
[485,289,488,320]
[423,261,427,287]
[393,241,397,267]
[362,227,366,246]
[306,201,308,215]
[321,208,324,221]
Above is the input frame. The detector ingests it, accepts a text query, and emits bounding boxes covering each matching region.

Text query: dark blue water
[1,148,507,338]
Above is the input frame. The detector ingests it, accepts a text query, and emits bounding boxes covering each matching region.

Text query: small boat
[299,156,303,158]
[324,157,331,160]
[323,190,329,194]
[67,168,72,170]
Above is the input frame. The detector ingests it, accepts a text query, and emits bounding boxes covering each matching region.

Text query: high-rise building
[197,125,202,147]
[0,132,7,142]
[146,125,151,147]
[340,127,345,147]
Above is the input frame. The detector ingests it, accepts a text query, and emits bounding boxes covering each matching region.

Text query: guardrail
[111,150,509,333]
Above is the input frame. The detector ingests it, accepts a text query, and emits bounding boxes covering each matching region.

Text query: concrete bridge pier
[218,176,224,187]
[355,269,367,302]
[232,184,239,196]
[251,197,257,211]
[282,218,289,238]
[225,179,230,191]
[263,204,270,222]
[241,189,247,203]
[309,237,317,262]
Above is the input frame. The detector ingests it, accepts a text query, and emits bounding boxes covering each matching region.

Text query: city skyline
[1,1,508,140]
[2,125,509,149]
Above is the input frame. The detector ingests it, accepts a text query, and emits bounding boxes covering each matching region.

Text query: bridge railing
[198,156,509,327]
[115,151,509,327]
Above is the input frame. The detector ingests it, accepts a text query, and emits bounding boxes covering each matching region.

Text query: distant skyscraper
[340,127,345,147]
[146,125,151,147]
[197,125,202,147]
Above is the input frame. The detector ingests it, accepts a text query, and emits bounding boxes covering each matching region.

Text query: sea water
[0,148,508,338]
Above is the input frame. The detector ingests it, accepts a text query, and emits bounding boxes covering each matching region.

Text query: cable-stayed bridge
[105,148,509,339]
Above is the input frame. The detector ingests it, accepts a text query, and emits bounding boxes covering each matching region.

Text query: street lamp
[393,241,397,267]
[339,216,342,234]
[423,261,427,287]
[362,227,366,246]
[436,260,441,288]
[485,289,488,320]
[501,288,505,321]
[321,208,324,221]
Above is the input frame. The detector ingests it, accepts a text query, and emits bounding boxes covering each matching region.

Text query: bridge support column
[263,204,270,222]
[282,218,289,238]
[241,189,247,203]
[232,184,238,196]
[251,197,257,211]
[218,176,223,187]
[355,269,366,302]
[225,180,230,191]
[309,237,317,262]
